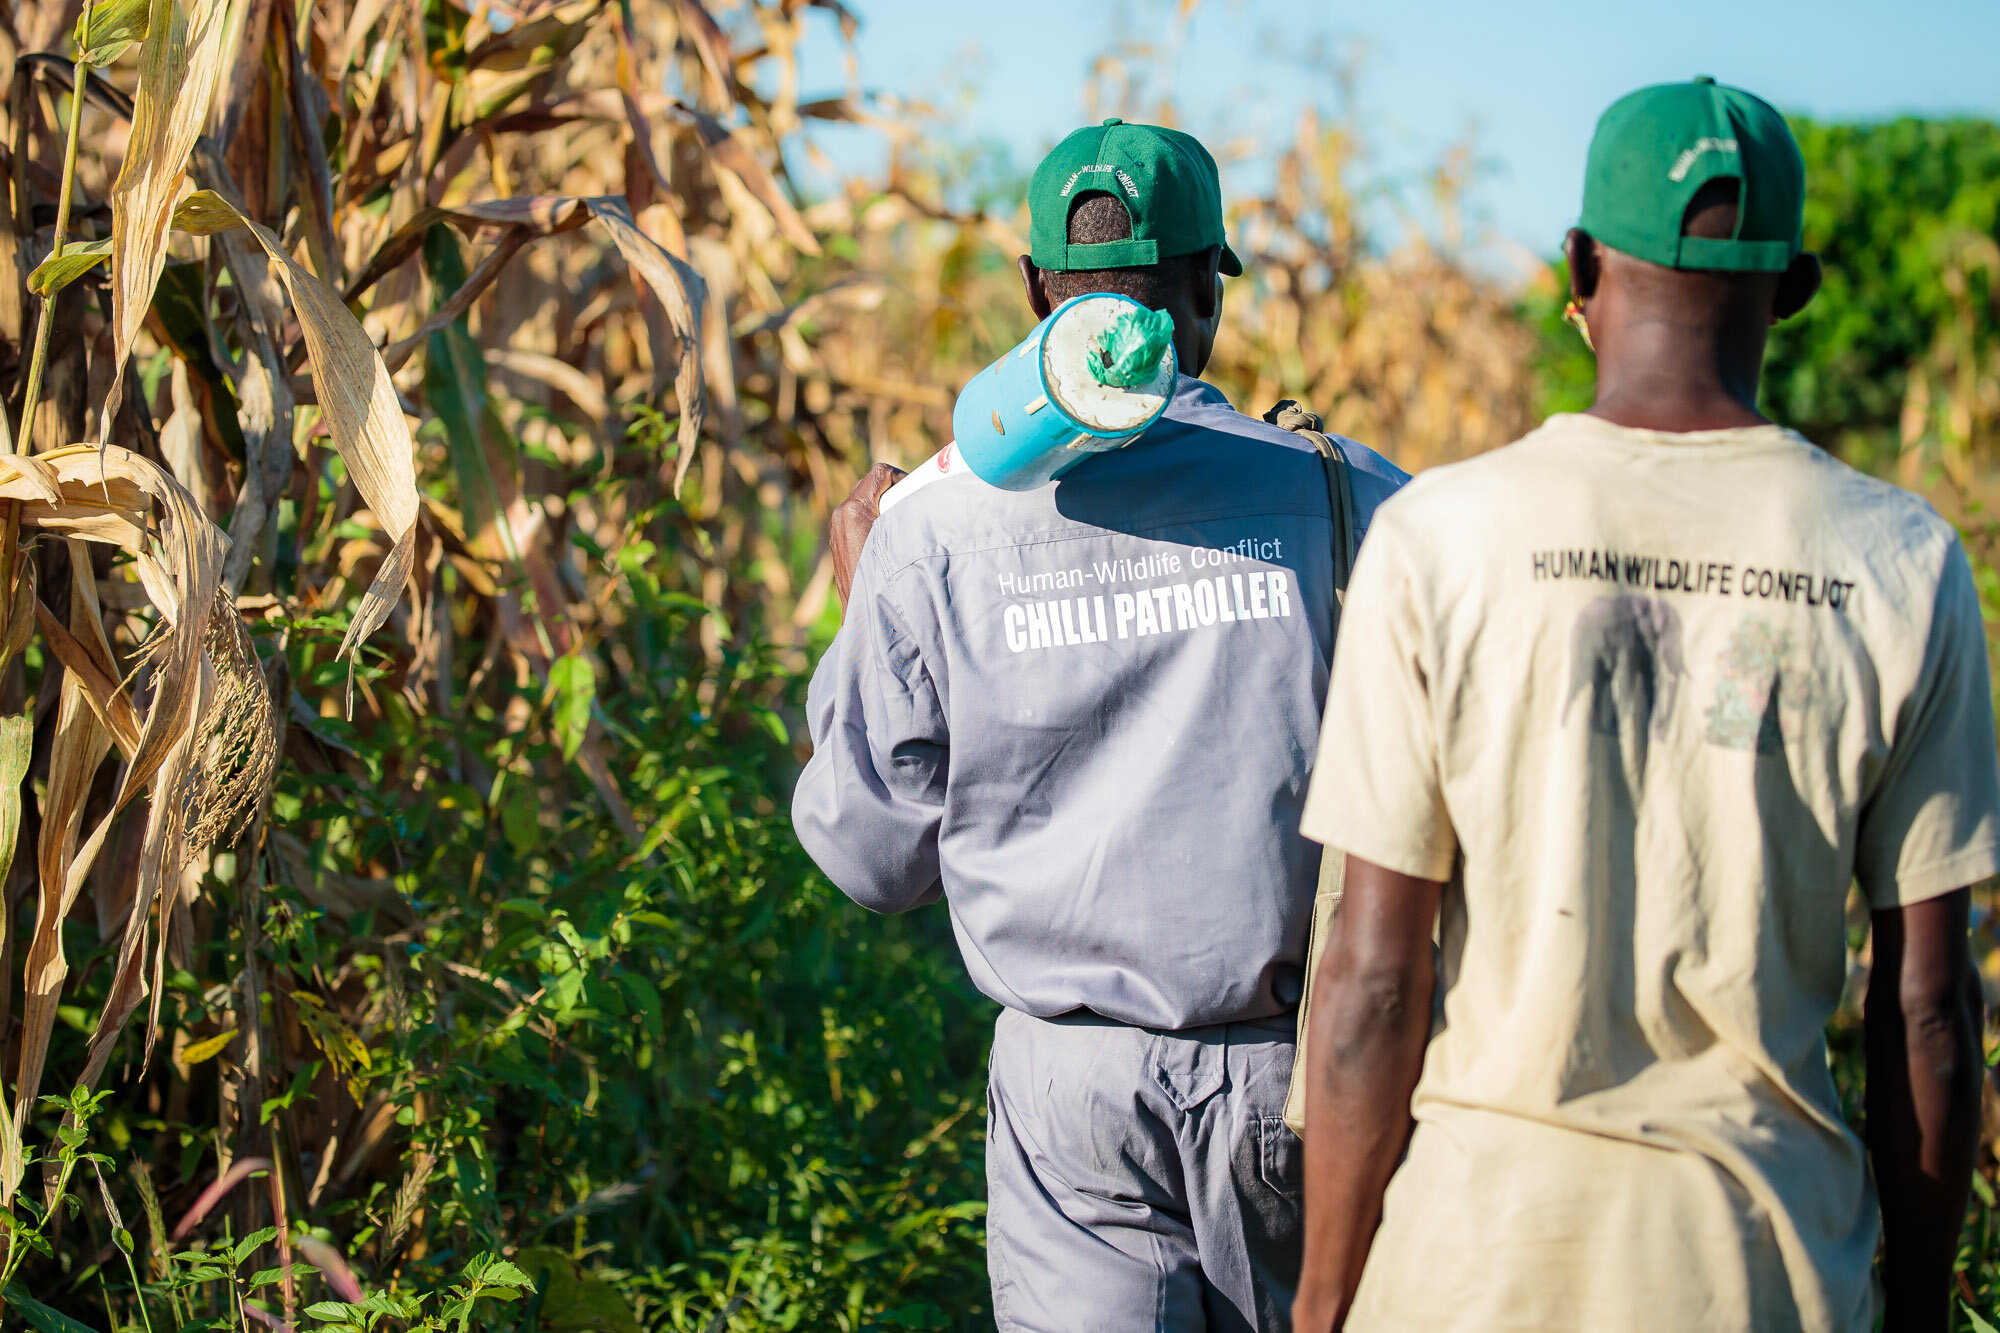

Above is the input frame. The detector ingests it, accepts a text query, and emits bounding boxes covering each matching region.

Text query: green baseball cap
[1028,118,1243,276]
[1579,77,1805,272]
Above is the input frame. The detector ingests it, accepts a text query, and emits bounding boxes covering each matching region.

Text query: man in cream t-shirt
[1290,80,2000,1333]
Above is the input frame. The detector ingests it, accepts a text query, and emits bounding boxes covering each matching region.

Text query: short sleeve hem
[1862,836,2000,911]
[1301,811,1457,884]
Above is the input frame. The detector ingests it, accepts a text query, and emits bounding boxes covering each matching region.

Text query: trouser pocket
[1257,1115,1302,1203]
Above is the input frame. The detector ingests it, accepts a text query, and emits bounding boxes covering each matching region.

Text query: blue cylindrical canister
[879,293,1178,511]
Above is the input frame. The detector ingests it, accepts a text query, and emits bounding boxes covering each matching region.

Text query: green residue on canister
[1088,306,1175,389]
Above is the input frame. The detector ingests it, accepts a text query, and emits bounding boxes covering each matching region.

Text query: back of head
[1043,192,1209,308]
[1021,119,1243,375]
[1594,177,1760,312]
[1579,77,1805,277]
[1567,78,1821,428]
[1026,118,1241,287]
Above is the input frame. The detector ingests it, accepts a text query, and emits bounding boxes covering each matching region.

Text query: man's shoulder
[1784,438,1955,543]
[869,382,1408,572]
[1166,384,1318,449]
[1369,417,1968,583]
[1169,381,1406,467]
[1657,421,1963,564]
[1160,381,1411,527]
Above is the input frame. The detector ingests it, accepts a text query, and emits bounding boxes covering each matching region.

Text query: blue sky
[788,0,2000,265]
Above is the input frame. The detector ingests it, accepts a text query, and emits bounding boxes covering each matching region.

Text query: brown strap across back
[1260,399,1357,1137]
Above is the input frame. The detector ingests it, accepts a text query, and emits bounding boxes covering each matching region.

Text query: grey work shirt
[793,376,1409,1030]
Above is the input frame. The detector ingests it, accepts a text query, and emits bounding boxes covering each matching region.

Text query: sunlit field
[0,0,1994,1328]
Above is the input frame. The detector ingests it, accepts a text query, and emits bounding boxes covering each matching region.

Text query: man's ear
[1188,246,1222,321]
[1018,256,1054,321]
[1564,229,1599,301]
[1772,252,1822,322]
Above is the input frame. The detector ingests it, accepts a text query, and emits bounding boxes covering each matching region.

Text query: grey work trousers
[985,1006,1304,1332]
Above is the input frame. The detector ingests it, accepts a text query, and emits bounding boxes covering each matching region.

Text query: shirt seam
[1537,414,1812,456]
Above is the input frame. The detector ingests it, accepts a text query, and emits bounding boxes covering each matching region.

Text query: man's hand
[1866,886,1983,1333]
[831,463,906,606]
[1292,855,1441,1333]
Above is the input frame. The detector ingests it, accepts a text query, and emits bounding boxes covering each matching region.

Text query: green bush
[1767,118,2000,466]
[16,433,993,1332]
[265,569,993,1328]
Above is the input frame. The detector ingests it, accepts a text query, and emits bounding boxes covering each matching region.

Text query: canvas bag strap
[1260,398,1359,596]
[1260,400,1357,1136]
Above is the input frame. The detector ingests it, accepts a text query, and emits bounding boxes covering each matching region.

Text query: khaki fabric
[1281,853,1343,1136]
[1302,413,2000,1333]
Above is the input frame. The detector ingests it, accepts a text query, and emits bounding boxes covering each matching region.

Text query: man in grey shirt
[793,119,1407,1332]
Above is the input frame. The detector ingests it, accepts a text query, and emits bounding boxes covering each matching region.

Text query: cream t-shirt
[1303,413,2000,1333]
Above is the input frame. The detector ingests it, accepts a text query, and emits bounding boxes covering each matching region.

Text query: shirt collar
[1164,375,1232,419]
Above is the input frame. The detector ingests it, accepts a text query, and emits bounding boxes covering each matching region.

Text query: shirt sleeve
[790,540,949,914]
[1856,538,2000,909]
[1299,513,1459,881]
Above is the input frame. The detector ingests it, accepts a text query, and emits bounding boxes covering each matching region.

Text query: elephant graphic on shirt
[1565,594,1686,741]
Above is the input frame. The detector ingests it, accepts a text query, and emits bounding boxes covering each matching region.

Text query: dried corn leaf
[671,99,822,256]
[487,347,608,423]
[173,190,419,681]
[280,0,339,285]
[9,449,229,1140]
[0,564,35,667]
[464,0,598,73]
[79,675,204,1091]
[0,448,149,544]
[343,195,595,301]
[72,541,272,1089]
[34,598,142,757]
[0,711,29,1197]
[610,5,675,209]
[97,0,231,444]
[157,356,209,505]
[0,454,66,509]
[675,0,734,107]
[15,554,121,1149]
[206,235,296,592]
[338,193,705,488]
[585,197,707,490]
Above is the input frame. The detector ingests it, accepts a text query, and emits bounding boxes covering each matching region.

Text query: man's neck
[1586,383,1771,433]
[1584,310,1772,433]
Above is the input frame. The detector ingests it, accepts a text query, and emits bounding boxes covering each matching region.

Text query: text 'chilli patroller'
[878,293,1178,512]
